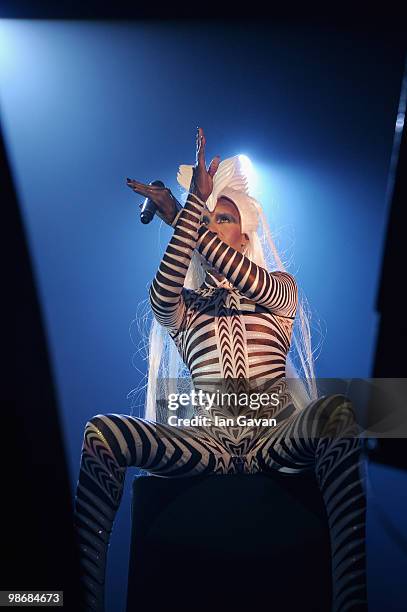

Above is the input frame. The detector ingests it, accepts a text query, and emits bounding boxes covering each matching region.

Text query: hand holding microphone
[126,127,220,226]
[126,177,183,226]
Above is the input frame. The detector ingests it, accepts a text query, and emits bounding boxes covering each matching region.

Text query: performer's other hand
[192,127,220,201]
[126,179,180,226]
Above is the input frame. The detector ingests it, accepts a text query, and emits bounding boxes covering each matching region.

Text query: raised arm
[148,190,206,331]
[127,127,221,333]
[195,225,298,317]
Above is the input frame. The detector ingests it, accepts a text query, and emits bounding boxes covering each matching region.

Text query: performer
[74,128,367,611]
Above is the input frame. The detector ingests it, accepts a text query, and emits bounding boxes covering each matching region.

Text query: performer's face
[202,197,249,254]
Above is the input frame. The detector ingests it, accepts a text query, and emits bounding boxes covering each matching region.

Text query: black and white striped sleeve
[195,225,298,317]
[148,192,205,331]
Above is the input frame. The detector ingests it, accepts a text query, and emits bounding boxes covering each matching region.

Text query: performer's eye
[218,215,232,223]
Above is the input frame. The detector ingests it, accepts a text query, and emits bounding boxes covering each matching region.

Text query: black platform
[126,471,332,612]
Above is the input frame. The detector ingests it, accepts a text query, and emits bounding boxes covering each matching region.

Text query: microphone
[139,180,165,224]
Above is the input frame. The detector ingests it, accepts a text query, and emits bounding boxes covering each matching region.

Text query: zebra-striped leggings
[74,394,367,612]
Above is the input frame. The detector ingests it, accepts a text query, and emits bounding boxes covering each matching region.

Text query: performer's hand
[126,179,180,226]
[192,127,220,201]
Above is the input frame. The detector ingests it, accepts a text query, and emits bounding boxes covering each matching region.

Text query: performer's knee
[85,413,109,433]
[317,394,359,437]
[84,414,123,459]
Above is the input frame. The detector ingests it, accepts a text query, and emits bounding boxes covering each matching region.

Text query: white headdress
[177,155,261,235]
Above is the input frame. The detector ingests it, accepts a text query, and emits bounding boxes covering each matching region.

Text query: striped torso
[173,282,294,389]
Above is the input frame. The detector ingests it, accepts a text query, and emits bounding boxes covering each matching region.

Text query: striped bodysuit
[74,191,367,611]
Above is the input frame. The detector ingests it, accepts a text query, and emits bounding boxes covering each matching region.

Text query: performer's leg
[252,395,367,612]
[74,414,226,611]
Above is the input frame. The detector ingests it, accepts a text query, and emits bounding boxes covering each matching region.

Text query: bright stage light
[238,154,258,192]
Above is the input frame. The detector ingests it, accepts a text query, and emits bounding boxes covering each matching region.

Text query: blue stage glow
[395,112,404,132]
